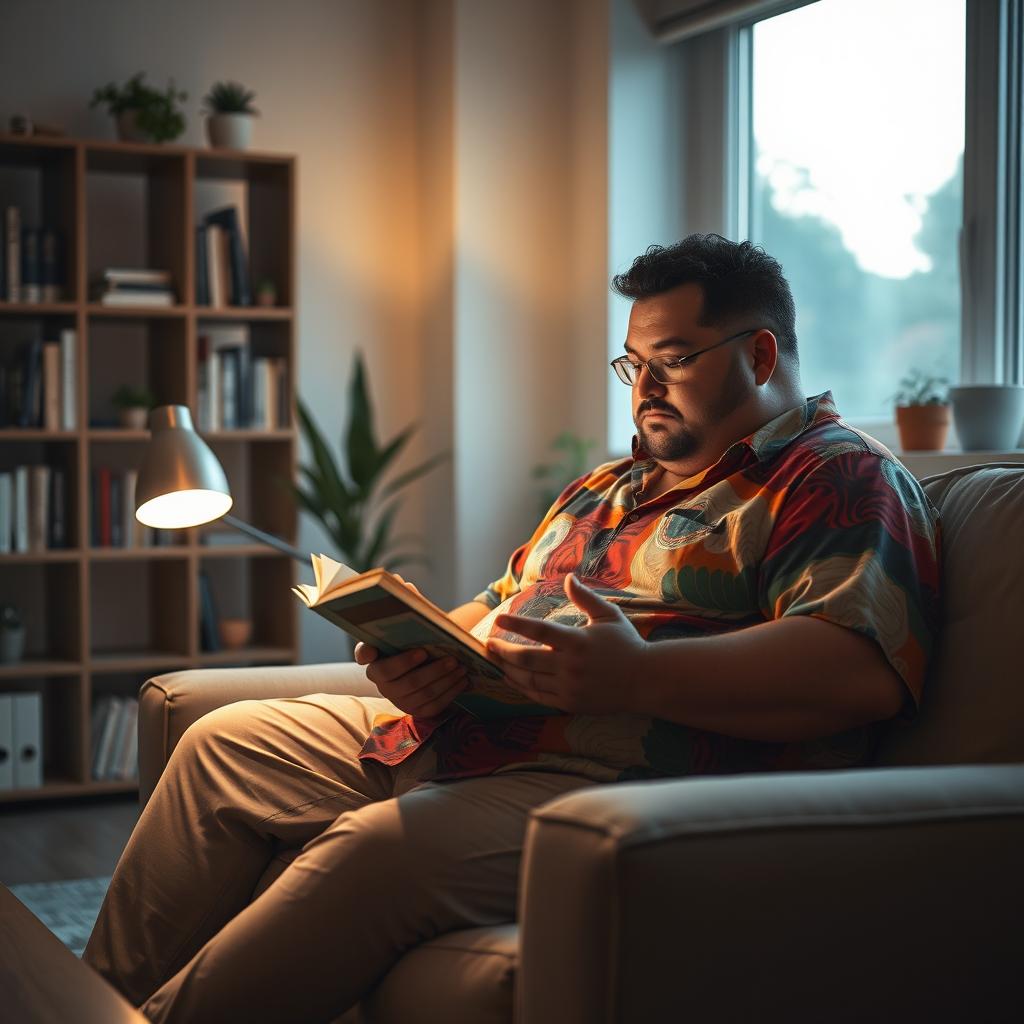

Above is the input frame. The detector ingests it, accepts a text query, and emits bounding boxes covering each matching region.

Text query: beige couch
[132,462,1024,1023]
[3,464,1021,1023]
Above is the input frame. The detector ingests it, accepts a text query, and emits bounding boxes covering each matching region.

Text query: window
[745,0,966,419]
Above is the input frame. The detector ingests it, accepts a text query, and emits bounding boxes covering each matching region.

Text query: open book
[293,554,558,719]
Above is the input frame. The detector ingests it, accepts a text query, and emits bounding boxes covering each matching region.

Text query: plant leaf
[362,499,403,568]
[345,352,380,492]
[297,400,352,513]
[379,451,450,501]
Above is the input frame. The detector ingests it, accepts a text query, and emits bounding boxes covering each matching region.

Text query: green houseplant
[202,80,259,150]
[291,353,446,574]
[892,369,950,451]
[90,72,187,143]
[111,384,156,430]
[532,431,595,518]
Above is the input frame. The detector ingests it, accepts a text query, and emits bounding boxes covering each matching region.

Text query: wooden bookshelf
[0,133,298,802]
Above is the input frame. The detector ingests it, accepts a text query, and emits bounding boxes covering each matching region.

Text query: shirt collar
[628,391,840,496]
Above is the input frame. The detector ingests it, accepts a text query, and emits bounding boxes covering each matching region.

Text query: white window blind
[633,0,816,43]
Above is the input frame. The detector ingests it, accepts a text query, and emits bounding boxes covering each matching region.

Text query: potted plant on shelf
[90,72,187,144]
[0,604,25,665]
[112,384,156,430]
[892,370,951,451]
[202,80,259,150]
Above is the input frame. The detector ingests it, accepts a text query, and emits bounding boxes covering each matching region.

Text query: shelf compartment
[0,141,79,302]
[199,554,296,656]
[0,438,79,550]
[0,675,85,786]
[89,559,191,661]
[0,561,81,662]
[86,316,188,427]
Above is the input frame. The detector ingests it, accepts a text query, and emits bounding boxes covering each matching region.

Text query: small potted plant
[0,604,25,665]
[90,72,187,144]
[202,80,259,150]
[256,279,277,307]
[892,370,951,451]
[112,384,156,430]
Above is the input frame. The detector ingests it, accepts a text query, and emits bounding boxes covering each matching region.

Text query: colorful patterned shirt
[359,392,941,783]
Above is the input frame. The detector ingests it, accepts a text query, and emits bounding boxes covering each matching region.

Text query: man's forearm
[633,615,906,742]
[448,600,492,632]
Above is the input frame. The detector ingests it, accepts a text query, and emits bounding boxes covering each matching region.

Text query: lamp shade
[135,405,233,529]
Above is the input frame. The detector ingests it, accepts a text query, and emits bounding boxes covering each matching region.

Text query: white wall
[0,0,614,658]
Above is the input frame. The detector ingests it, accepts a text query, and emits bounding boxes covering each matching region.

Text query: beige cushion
[878,463,1024,764]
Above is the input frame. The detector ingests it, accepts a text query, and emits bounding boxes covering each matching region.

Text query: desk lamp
[134,404,307,564]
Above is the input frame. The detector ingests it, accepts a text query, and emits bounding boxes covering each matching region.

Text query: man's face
[624,283,756,465]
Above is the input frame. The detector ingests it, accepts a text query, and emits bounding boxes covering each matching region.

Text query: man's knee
[167,699,270,775]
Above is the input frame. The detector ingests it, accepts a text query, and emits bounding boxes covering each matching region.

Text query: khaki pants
[83,693,596,1023]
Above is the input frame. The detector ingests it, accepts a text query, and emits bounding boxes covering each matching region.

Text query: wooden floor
[0,796,139,885]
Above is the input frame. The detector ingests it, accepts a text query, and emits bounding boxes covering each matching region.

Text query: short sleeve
[758,452,941,709]
[473,472,592,608]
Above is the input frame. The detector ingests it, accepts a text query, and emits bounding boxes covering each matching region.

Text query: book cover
[198,570,221,652]
[103,268,171,285]
[98,466,112,547]
[59,328,76,429]
[42,341,61,430]
[40,227,61,302]
[18,338,42,427]
[28,464,50,551]
[12,693,42,789]
[98,290,174,307]
[0,473,11,553]
[195,225,209,305]
[218,347,240,429]
[110,472,123,547]
[13,466,29,553]
[90,696,114,780]
[204,206,251,306]
[206,224,226,307]
[49,468,66,548]
[94,696,125,781]
[19,227,41,303]
[123,468,138,547]
[294,555,558,719]
[5,206,20,302]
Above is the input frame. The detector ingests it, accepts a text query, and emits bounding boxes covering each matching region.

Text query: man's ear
[751,329,778,386]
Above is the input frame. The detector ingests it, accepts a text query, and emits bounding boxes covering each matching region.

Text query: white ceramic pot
[206,113,253,150]
[949,384,1024,451]
[119,406,149,430]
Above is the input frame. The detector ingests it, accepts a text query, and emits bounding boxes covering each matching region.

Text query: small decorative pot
[206,114,253,150]
[256,283,276,308]
[219,618,253,650]
[116,110,149,143]
[949,385,1024,451]
[0,625,26,665]
[895,404,951,451]
[119,406,149,430]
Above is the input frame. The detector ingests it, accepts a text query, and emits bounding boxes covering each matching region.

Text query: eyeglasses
[610,329,758,386]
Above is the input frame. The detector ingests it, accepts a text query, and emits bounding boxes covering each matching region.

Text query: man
[85,234,940,1022]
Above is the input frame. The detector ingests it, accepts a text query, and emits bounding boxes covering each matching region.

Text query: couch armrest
[517,764,1024,1024]
[138,662,379,806]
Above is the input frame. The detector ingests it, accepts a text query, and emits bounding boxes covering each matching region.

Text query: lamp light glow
[135,405,232,528]
[136,488,233,529]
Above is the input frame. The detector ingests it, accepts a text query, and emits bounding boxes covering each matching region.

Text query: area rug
[8,876,111,956]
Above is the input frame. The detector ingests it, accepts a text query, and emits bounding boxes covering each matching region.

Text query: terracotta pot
[115,110,149,143]
[895,403,951,451]
[219,618,253,650]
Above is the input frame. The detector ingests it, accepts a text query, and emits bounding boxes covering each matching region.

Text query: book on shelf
[92,267,175,306]
[197,327,286,431]
[195,225,210,305]
[0,464,66,552]
[0,332,73,430]
[40,228,62,302]
[0,474,10,554]
[20,227,41,303]
[90,467,150,548]
[204,206,252,307]
[198,570,221,652]
[91,695,139,781]
[5,206,20,302]
[13,466,28,552]
[27,465,49,551]
[60,328,76,429]
[42,341,60,430]
[293,554,558,719]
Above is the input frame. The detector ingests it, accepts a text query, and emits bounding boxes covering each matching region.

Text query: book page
[317,552,359,594]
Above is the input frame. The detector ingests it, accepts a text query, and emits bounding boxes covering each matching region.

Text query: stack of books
[90,695,139,781]
[196,205,252,308]
[92,268,175,307]
[0,331,76,429]
[2,205,64,303]
[196,325,289,430]
[0,464,69,552]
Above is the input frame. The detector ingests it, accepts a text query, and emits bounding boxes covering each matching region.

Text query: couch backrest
[877,463,1024,766]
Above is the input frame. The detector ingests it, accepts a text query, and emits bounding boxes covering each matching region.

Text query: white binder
[13,692,42,789]
[0,695,13,790]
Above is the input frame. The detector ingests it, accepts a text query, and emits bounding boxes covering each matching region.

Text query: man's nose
[636,363,666,397]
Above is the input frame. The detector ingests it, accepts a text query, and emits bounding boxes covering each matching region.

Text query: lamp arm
[223,513,310,566]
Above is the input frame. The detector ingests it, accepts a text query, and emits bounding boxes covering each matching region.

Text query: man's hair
[611,234,798,358]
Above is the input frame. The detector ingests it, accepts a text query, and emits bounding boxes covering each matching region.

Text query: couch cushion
[878,463,1024,765]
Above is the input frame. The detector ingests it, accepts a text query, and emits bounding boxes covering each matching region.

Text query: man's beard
[634,369,749,462]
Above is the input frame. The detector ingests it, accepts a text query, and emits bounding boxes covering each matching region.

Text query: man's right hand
[354,643,468,717]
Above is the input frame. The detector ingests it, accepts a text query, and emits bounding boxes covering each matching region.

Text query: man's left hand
[486,574,646,714]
